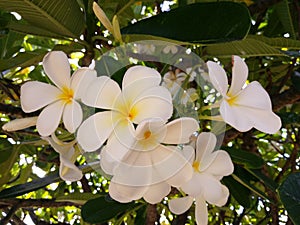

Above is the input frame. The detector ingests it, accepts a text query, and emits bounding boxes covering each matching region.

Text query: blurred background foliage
[0,0,300,224]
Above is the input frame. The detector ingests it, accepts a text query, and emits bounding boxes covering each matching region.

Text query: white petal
[181,173,203,197]
[162,117,199,144]
[181,145,196,164]
[205,150,234,177]
[70,68,97,99]
[233,81,272,110]
[220,101,253,132]
[152,145,193,187]
[82,76,121,110]
[122,65,161,96]
[100,146,119,175]
[112,151,153,186]
[59,147,83,182]
[130,86,173,123]
[169,196,194,215]
[143,182,171,204]
[43,51,71,89]
[20,81,61,113]
[227,56,248,97]
[2,117,38,131]
[199,173,229,206]
[206,61,228,96]
[109,181,147,203]
[196,132,217,170]
[63,101,83,133]
[195,197,208,225]
[77,111,119,152]
[37,101,65,136]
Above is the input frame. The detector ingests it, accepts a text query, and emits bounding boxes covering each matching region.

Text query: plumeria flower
[20,51,97,136]
[77,65,173,152]
[169,132,234,225]
[2,116,38,132]
[101,117,199,203]
[207,55,281,133]
[42,134,82,182]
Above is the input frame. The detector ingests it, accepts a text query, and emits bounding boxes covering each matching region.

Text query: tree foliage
[0,0,300,224]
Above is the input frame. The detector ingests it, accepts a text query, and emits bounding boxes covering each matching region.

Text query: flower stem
[199,115,224,121]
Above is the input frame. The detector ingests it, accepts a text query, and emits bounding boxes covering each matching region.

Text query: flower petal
[152,145,193,187]
[162,117,199,144]
[181,173,203,197]
[77,111,119,152]
[63,101,83,133]
[21,81,61,113]
[122,65,161,96]
[59,148,83,182]
[37,101,65,136]
[227,56,248,96]
[2,117,38,131]
[143,182,171,204]
[205,150,234,177]
[220,100,253,132]
[109,181,147,203]
[220,81,281,134]
[233,81,272,109]
[196,132,218,170]
[130,86,173,124]
[82,76,121,110]
[100,146,119,175]
[43,51,71,89]
[71,68,97,100]
[207,61,228,96]
[195,197,208,225]
[169,196,194,215]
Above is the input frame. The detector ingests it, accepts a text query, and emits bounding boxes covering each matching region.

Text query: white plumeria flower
[207,55,281,133]
[2,116,38,131]
[20,51,97,136]
[43,134,83,182]
[101,117,199,204]
[169,132,234,225]
[77,65,173,152]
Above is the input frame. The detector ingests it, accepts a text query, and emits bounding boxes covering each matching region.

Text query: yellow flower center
[59,86,74,104]
[144,130,152,139]
[226,94,239,106]
[128,107,137,121]
[192,161,200,172]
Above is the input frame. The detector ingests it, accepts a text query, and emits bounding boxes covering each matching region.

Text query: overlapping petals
[21,51,97,136]
[169,132,234,225]
[101,117,199,203]
[77,65,173,152]
[43,134,82,182]
[207,55,281,133]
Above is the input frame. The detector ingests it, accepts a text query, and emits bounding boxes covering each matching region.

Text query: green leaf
[0,171,61,198]
[264,0,296,39]
[0,0,85,38]
[121,2,251,43]
[278,172,300,225]
[223,176,251,208]
[224,147,264,169]
[81,195,137,223]
[205,38,286,58]
[57,193,103,205]
[0,50,46,71]
[247,35,300,49]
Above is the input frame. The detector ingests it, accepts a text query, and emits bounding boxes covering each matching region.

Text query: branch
[145,204,159,225]
[0,198,82,208]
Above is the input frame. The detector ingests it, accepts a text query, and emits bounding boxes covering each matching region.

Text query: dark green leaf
[81,195,137,223]
[0,50,46,71]
[278,172,300,225]
[223,176,251,208]
[224,147,264,169]
[121,2,251,43]
[0,0,85,38]
[0,171,61,198]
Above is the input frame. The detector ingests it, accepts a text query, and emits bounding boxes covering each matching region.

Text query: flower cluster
[3,51,282,225]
